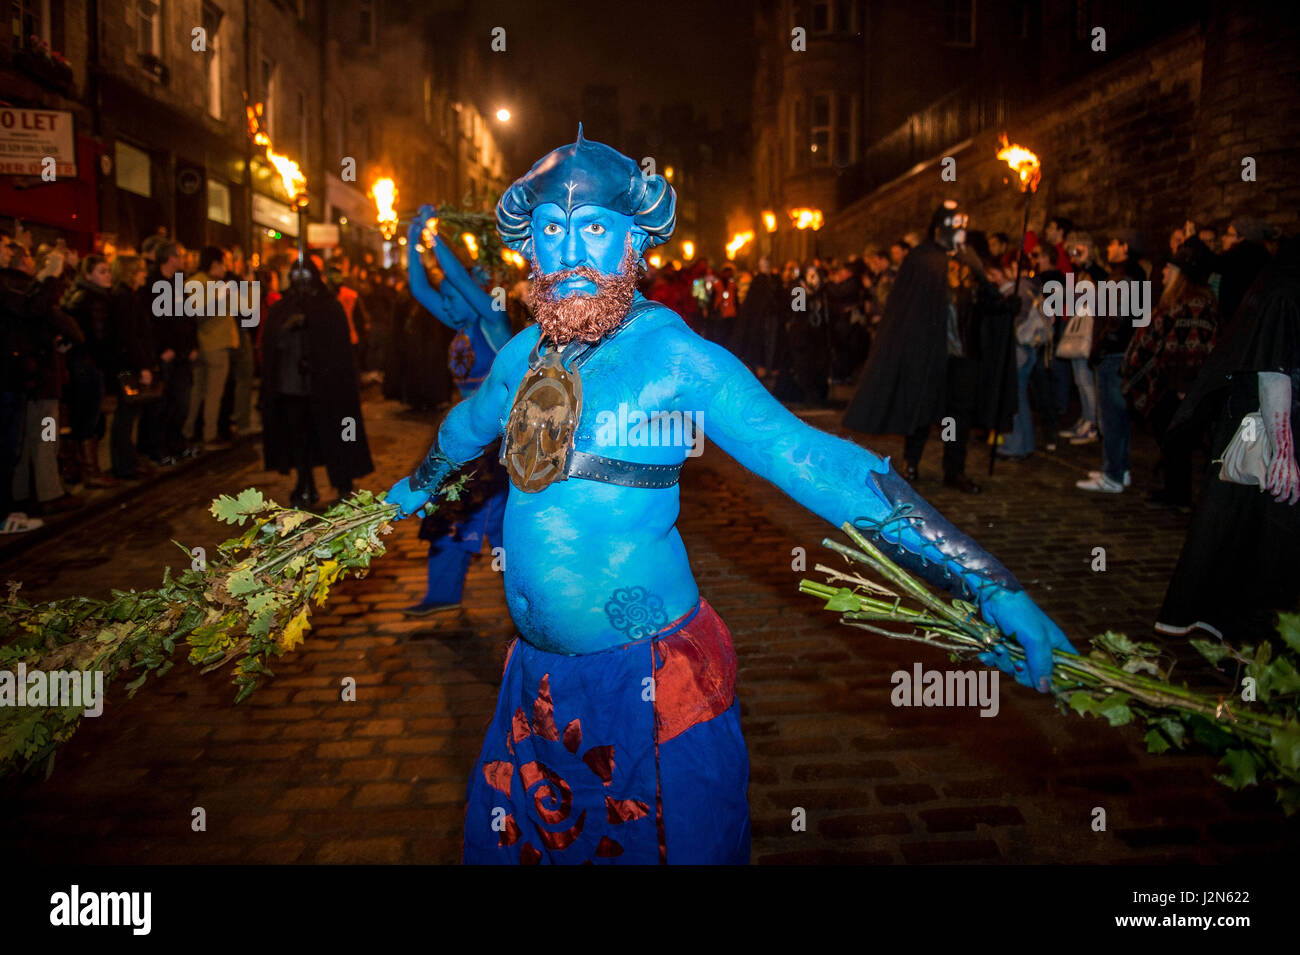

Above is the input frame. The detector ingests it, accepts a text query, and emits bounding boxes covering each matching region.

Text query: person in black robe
[728,259,783,376]
[261,260,374,508]
[844,202,1008,492]
[1156,236,1300,644]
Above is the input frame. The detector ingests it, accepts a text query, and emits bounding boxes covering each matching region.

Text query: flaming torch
[369,177,399,241]
[726,230,755,260]
[996,132,1041,296]
[989,133,1043,475]
[247,103,308,261]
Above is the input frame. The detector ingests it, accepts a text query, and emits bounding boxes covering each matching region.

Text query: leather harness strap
[500,299,685,489]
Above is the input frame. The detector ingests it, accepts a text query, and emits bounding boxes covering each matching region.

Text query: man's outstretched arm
[384,325,535,517]
[671,326,1077,691]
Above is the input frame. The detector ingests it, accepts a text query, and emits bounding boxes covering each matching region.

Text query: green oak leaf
[824,588,861,612]
[1190,638,1232,666]
[1269,721,1300,772]
[1214,749,1259,790]
[1144,728,1170,754]
[1278,612,1300,656]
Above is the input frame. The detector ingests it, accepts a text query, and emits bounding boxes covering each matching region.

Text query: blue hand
[977,589,1078,692]
[384,475,431,520]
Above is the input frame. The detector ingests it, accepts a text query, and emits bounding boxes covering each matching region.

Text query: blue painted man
[387,128,1077,864]
[401,209,511,615]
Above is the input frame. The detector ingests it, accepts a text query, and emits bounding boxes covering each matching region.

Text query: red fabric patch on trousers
[652,599,737,744]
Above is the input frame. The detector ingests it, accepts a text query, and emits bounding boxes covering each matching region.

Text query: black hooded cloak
[842,240,951,434]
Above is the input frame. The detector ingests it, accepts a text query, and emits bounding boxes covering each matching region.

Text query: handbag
[1214,412,1274,487]
[1016,300,1051,347]
[1056,307,1094,359]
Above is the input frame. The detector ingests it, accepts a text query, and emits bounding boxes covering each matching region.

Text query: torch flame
[246,104,306,205]
[997,133,1041,193]
[761,210,778,233]
[461,232,479,260]
[726,230,755,259]
[788,208,824,231]
[370,177,398,239]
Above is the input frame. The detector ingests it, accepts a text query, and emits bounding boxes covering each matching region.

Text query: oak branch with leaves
[0,478,468,780]
[801,523,1300,814]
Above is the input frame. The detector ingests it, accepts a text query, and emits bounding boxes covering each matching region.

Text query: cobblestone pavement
[3,391,1296,864]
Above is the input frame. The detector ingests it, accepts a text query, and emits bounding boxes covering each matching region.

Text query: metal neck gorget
[501,299,683,493]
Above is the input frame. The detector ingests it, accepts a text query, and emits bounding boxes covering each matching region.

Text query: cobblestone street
[3,393,1296,864]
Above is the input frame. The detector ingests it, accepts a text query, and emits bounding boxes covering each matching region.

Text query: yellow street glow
[762,210,777,233]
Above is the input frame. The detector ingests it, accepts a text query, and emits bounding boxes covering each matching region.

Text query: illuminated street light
[496,108,511,122]
[682,240,695,259]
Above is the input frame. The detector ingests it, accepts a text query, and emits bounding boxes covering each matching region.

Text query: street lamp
[496,108,511,122]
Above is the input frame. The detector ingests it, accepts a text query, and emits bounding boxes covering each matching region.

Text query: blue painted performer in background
[386,128,1078,864]
[401,208,511,616]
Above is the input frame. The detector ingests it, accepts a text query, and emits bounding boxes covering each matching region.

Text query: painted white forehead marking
[564,180,579,214]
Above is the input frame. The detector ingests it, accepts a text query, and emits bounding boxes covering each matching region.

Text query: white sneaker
[1077,474,1124,493]
[1087,469,1131,486]
[1,511,45,534]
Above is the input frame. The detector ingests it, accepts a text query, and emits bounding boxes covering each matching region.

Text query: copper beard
[528,240,641,344]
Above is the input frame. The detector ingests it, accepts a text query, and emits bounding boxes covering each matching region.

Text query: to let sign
[0,108,77,177]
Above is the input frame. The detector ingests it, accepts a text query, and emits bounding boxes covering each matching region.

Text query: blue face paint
[531,203,640,296]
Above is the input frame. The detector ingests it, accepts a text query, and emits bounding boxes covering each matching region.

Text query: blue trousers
[1096,354,1131,483]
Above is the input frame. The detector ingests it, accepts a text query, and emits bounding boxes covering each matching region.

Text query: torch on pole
[987,134,1042,476]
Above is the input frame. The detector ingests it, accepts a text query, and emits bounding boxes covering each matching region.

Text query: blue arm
[669,325,1077,690]
[405,204,512,352]
[385,326,535,511]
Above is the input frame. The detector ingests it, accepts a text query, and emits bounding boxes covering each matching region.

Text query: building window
[115,140,152,197]
[261,57,276,136]
[202,3,223,120]
[297,88,308,167]
[14,0,50,45]
[810,92,831,166]
[333,92,345,160]
[359,0,376,45]
[1073,0,1090,42]
[136,0,161,57]
[835,92,856,166]
[810,1,831,33]
[208,179,232,225]
[942,0,975,47]
[834,0,858,33]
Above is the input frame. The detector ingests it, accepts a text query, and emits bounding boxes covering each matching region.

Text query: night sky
[464,0,756,166]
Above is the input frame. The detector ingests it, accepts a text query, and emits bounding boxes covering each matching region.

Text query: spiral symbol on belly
[605,586,668,640]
